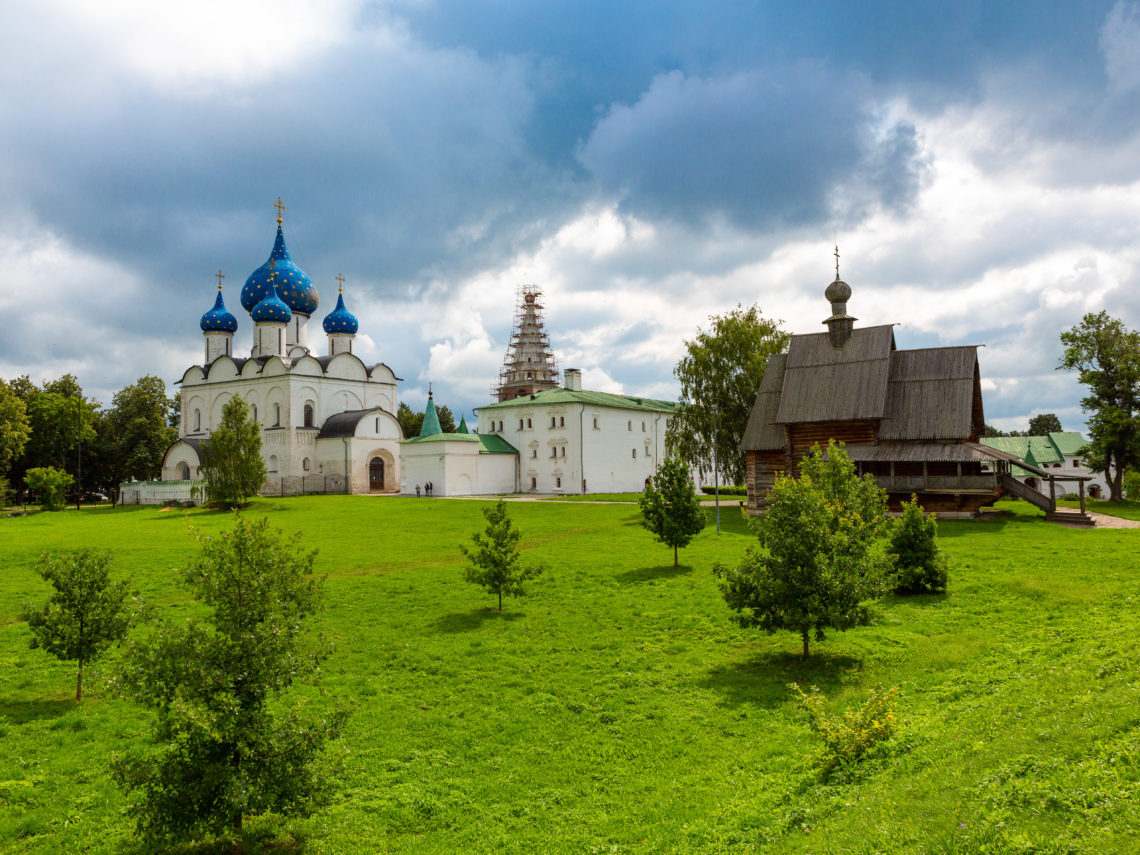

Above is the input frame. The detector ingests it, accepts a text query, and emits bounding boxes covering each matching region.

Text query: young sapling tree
[715,441,890,659]
[639,457,707,567]
[113,517,346,852]
[22,550,132,700]
[459,499,543,612]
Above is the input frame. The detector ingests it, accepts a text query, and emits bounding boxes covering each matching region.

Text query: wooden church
[741,258,1023,517]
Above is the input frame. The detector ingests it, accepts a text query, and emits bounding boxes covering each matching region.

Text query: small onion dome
[250,282,292,324]
[241,221,319,316]
[825,276,851,304]
[200,290,238,333]
[322,291,358,335]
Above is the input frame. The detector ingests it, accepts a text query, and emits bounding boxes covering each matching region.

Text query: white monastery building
[397,287,677,497]
[476,367,673,494]
[159,201,403,497]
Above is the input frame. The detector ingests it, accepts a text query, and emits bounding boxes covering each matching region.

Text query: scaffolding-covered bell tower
[493,286,560,401]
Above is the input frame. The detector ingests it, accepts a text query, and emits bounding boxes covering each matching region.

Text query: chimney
[564,368,582,391]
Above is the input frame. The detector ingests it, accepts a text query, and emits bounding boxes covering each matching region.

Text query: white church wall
[476,453,517,495]
[477,398,670,494]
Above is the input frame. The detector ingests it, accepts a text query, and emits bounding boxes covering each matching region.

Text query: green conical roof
[1023,445,1040,468]
[419,390,442,437]
[456,415,469,434]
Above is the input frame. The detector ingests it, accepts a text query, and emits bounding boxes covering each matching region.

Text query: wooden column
[1079,479,1086,514]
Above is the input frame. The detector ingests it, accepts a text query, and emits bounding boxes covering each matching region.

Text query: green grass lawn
[2,497,1139,853]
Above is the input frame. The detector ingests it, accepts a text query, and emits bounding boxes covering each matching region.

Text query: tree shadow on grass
[122,829,308,855]
[616,564,692,583]
[434,607,525,633]
[0,697,75,725]
[938,512,1048,537]
[700,649,863,709]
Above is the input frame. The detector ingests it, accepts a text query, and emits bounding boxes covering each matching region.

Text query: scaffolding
[492,284,561,402]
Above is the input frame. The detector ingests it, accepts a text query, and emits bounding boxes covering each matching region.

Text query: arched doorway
[1025,477,1039,491]
[369,457,385,492]
[176,462,190,480]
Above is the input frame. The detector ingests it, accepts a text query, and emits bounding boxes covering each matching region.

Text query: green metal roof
[477,434,518,454]
[401,432,478,446]
[456,415,469,434]
[476,387,675,414]
[419,394,442,437]
[979,435,1062,465]
[1048,431,1089,456]
[399,432,518,455]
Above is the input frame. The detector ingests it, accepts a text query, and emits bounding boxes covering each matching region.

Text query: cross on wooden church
[834,245,840,279]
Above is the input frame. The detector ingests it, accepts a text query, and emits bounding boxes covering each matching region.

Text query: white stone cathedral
[160,202,403,495]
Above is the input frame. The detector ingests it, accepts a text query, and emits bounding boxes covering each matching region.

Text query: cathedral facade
[160,204,404,496]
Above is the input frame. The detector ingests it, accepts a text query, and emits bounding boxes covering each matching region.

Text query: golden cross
[274,197,286,221]
[215,270,225,291]
[834,245,840,279]
[335,272,345,293]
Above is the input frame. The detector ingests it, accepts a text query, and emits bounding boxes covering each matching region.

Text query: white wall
[477,400,670,493]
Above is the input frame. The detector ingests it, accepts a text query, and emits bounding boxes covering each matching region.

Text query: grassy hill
[1,497,1138,853]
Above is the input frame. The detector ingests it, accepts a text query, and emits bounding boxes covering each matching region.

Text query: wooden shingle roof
[879,347,980,440]
[741,332,984,451]
[773,325,895,424]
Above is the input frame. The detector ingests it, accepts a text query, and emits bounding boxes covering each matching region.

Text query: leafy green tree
[459,499,543,612]
[436,404,456,434]
[199,395,266,508]
[0,378,30,477]
[113,517,346,851]
[888,497,948,594]
[667,305,788,485]
[715,441,890,659]
[397,401,423,438]
[397,401,456,436]
[21,377,98,477]
[639,458,707,567]
[25,466,74,511]
[104,376,178,483]
[22,551,131,700]
[1058,312,1140,500]
[1027,413,1063,436]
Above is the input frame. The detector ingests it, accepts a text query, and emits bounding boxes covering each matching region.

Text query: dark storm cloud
[578,66,928,228]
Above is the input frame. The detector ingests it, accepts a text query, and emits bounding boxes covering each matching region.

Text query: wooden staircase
[999,473,1095,526]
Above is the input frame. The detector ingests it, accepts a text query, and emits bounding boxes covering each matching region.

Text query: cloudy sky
[3,0,1139,431]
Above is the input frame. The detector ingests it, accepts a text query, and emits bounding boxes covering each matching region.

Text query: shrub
[25,466,74,511]
[699,485,747,496]
[889,497,948,594]
[1124,471,1140,500]
[791,683,898,779]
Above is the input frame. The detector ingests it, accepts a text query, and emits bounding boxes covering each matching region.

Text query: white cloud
[27,0,364,91]
[1101,1,1140,93]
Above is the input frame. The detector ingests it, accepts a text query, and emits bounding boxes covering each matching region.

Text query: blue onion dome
[322,289,358,335]
[250,279,292,324]
[241,218,319,316]
[200,288,238,333]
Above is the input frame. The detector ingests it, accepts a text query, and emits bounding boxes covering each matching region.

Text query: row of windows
[486,415,669,433]
[191,402,316,432]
